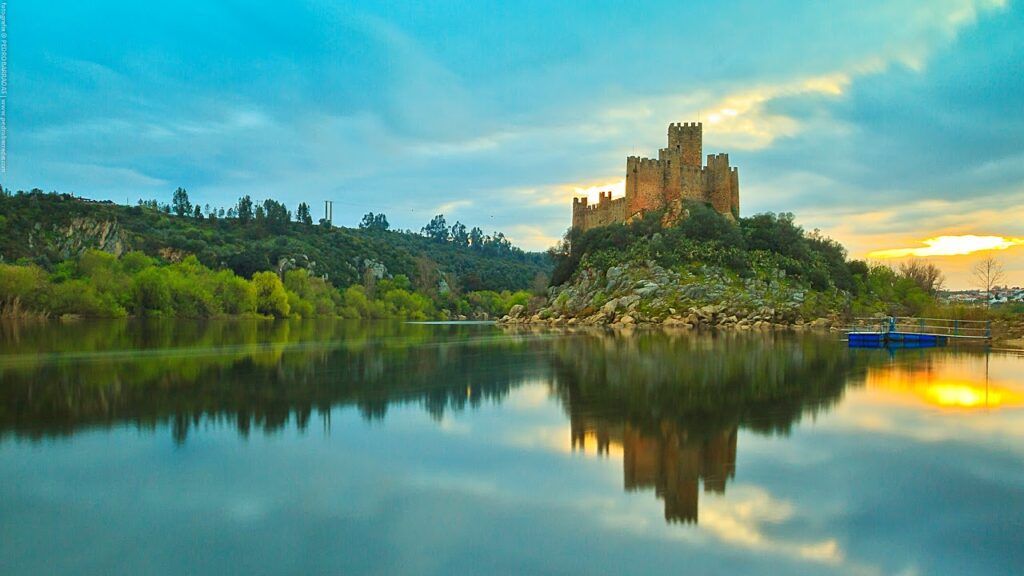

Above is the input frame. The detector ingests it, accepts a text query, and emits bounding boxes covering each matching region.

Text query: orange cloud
[868,235,1024,258]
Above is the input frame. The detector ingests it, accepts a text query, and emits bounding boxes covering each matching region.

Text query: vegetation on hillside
[0,188,549,293]
[0,250,533,320]
[0,187,541,320]
[549,202,947,317]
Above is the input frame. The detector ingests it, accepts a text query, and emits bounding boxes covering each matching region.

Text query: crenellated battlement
[572,192,627,230]
[572,121,740,231]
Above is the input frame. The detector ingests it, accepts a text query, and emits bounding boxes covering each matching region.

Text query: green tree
[450,221,469,246]
[251,271,291,317]
[172,187,192,217]
[296,202,313,225]
[360,212,390,231]
[262,199,291,232]
[236,195,254,223]
[677,202,744,248]
[133,268,173,314]
[214,272,257,314]
[469,226,484,249]
[422,214,449,242]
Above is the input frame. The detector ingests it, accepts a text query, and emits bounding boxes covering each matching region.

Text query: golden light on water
[923,382,1021,409]
[868,235,1024,258]
[865,365,1024,411]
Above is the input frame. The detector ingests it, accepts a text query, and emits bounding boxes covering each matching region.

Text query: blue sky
[6,0,1024,286]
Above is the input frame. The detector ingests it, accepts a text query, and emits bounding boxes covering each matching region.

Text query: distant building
[572,122,740,231]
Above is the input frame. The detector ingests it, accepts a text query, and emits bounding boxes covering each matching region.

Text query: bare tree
[972,256,1005,306]
[898,259,945,294]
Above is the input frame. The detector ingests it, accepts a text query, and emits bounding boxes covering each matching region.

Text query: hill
[503,202,944,327]
[0,189,550,293]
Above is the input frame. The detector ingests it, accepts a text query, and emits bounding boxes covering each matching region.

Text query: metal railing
[843,316,991,340]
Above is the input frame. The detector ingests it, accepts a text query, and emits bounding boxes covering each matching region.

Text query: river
[0,320,1021,575]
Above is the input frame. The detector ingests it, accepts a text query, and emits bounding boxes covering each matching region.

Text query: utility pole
[323,200,333,225]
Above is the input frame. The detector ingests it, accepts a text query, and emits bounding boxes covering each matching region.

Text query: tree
[421,214,449,242]
[469,226,484,249]
[172,187,192,217]
[898,259,944,295]
[450,221,469,246]
[677,201,744,248]
[359,212,390,231]
[193,205,204,219]
[251,271,291,317]
[972,256,1005,306]
[261,199,291,232]
[296,202,313,225]
[236,195,254,223]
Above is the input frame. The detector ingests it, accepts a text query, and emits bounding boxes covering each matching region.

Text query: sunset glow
[571,179,626,202]
[866,365,1024,411]
[868,235,1024,258]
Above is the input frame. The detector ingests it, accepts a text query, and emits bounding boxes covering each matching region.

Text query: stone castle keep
[572,122,739,231]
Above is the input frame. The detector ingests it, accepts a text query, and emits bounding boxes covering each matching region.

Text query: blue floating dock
[848,331,948,349]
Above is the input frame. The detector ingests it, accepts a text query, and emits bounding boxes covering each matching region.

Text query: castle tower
[572,196,588,230]
[667,122,702,168]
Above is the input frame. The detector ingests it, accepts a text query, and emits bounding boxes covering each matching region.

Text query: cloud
[869,235,1024,258]
[7,0,1022,286]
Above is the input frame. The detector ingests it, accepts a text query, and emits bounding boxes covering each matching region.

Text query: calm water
[1,320,1022,575]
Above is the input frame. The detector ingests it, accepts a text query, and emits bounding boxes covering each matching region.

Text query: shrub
[252,271,291,318]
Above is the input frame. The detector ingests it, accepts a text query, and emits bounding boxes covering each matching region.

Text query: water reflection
[552,331,874,524]
[862,350,1024,410]
[0,321,883,528]
[0,319,544,441]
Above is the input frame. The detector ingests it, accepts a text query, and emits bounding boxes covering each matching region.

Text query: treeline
[551,202,945,316]
[0,250,533,320]
[0,188,551,293]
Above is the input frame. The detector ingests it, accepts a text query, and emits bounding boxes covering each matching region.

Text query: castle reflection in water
[571,416,737,524]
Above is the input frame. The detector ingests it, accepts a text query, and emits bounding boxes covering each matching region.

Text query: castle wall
[626,157,666,217]
[573,193,627,231]
[680,165,704,202]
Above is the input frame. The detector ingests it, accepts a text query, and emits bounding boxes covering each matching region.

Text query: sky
[5,0,1024,288]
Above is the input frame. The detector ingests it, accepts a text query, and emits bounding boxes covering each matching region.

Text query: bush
[252,271,291,318]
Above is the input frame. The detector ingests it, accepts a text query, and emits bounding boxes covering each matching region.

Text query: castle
[572,122,739,231]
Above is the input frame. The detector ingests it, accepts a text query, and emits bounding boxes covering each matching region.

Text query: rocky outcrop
[54,218,131,259]
[500,261,839,331]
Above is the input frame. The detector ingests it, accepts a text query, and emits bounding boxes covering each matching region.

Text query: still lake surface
[0,320,1022,575]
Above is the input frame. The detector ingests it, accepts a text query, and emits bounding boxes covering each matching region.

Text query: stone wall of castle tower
[626,156,667,217]
[658,147,683,202]
[572,196,588,230]
[667,122,703,168]
[704,153,735,216]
